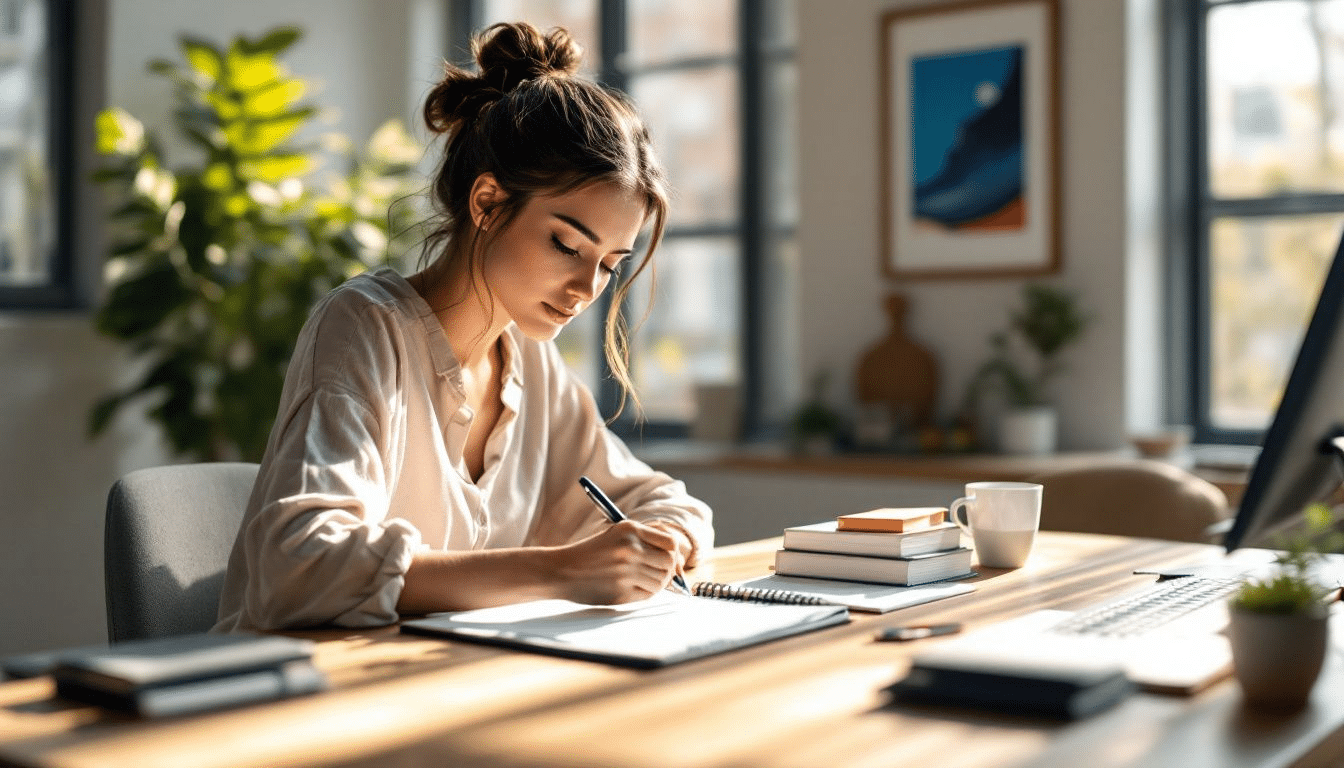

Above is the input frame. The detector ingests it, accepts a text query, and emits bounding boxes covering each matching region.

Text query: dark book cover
[886,653,1133,720]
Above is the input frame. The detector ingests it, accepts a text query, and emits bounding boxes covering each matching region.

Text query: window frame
[450,0,794,441]
[1170,0,1344,444]
[0,0,80,309]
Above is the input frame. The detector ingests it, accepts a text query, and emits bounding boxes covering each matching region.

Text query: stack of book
[773,507,974,586]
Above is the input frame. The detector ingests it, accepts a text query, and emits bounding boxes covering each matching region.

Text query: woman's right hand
[550,520,682,604]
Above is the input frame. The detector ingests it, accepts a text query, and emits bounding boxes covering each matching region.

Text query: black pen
[578,475,692,594]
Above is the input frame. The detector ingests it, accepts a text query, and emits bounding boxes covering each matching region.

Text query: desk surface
[3,533,1344,768]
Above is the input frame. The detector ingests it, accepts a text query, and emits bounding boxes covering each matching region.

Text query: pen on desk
[578,475,692,595]
[876,623,963,642]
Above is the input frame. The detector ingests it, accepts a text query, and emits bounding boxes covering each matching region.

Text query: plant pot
[1227,605,1329,710]
[998,406,1057,455]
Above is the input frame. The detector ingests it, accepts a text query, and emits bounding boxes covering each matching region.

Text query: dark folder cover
[886,651,1133,720]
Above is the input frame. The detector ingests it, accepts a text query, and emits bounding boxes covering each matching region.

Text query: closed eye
[551,234,580,258]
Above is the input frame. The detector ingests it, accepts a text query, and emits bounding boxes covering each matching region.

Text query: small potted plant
[1227,502,1344,709]
[963,284,1090,455]
[790,370,844,455]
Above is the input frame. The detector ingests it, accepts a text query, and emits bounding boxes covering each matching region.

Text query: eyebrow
[553,213,634,255]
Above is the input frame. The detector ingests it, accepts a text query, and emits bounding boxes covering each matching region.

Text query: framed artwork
[880,0,1061,279]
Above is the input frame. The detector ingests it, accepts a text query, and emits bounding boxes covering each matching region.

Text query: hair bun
[476,22,582,93]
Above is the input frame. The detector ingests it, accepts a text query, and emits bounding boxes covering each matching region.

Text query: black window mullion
[739,0,766,440]
[1205,195,1344,218]
[595,0,629,421]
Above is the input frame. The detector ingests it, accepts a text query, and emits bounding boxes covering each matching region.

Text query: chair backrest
[1030,459,1230,544]
[104,462,259,642]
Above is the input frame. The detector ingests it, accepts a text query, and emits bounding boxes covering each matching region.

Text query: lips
[544,302,578,324]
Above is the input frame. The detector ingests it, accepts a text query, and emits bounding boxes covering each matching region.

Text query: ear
[469,173,508,230]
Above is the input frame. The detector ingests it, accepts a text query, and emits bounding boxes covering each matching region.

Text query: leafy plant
[1231,503,1344,617]
[89,27,424,462]
[964,284,1091,408]
[790,370,844,443]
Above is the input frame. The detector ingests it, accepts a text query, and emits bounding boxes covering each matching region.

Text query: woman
[215,22,713,632]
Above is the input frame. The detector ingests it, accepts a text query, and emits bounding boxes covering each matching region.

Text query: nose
[567,261,607,304]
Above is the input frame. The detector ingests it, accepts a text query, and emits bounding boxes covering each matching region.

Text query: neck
[411,258,510,368]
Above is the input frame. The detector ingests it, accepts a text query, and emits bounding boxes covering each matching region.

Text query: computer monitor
[1222,229,1344,551]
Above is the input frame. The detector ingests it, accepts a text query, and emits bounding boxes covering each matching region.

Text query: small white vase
[1227,606,1329,710]
[998,406,1057,455]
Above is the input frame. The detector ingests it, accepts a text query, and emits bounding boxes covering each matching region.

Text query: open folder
[401,592,849,668]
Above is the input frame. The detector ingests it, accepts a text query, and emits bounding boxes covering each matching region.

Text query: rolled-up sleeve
[224,388,421,630]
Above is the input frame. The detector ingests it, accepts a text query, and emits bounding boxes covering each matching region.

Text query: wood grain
[2,533,1343,768]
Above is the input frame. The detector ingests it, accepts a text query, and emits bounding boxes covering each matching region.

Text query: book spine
[135,660,328,718]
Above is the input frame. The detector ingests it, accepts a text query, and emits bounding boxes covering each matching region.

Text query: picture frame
[880,0,1061,279]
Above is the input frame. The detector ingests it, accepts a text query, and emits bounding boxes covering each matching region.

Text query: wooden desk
[3,533,1344,768]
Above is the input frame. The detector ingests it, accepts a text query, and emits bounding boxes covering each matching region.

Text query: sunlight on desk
[6,533,1344,768]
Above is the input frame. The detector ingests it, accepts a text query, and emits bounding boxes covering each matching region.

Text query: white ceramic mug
[949,481,1043,569]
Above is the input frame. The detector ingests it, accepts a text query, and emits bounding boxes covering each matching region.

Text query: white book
[402,591,849,668]
[782,521,963,558]
[773,547,975,586]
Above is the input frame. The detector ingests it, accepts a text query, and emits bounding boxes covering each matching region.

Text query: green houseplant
[790,370,844,455]
[963,284,1090,454]
[1226,502,1343,709]
[89,27,423,462]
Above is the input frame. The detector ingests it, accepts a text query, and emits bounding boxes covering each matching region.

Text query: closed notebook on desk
[401,592,849,668]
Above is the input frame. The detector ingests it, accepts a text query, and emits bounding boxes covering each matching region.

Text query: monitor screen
[1223,231,1344,551]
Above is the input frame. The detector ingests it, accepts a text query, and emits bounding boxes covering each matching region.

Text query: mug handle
[949,496,974,537]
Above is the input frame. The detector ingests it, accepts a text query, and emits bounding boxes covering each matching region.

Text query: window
[455,1,797,438]
[1176,0,1344,442]
[0,0,77,308]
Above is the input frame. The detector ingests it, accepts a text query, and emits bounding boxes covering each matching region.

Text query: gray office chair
[1030,459,1230,544]
[104,462,259,642]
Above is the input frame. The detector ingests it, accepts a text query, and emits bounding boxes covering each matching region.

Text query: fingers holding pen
[556,521,678,604]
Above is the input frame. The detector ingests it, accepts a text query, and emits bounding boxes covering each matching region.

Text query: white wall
[795,0,1165,452]
[0,0,1164,656]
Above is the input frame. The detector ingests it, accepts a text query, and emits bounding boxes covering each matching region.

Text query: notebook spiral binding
[692,582,830,606]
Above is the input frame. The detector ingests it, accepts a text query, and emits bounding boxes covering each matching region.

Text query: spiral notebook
[401,591,849,668]
[694,575,975,613]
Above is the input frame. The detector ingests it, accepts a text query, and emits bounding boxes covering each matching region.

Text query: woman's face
[481,180,647,342]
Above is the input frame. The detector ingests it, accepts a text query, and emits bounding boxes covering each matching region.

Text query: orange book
[836,507,948,533]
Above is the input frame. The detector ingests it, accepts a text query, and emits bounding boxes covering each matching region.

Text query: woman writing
[215,22,713,631]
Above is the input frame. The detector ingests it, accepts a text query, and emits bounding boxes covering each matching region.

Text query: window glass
[626,236,740,422]
[0,0,53,288]
[766,59,797,227]
[630,67,740,227]
[1207,0,1344,197]
[1208,214,1343,429]
[627,0,736,68]
[482,0,600,74]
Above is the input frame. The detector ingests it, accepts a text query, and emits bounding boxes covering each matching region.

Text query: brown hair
[420,21,670,418]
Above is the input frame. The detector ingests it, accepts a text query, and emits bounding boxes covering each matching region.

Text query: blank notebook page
[401,592,848,668]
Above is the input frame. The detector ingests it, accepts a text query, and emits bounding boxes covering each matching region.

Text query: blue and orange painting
[911,45,1025,231]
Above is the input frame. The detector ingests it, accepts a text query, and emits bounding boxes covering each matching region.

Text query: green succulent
[1231,503,1344,617]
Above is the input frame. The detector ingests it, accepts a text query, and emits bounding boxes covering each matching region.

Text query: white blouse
[214,268,714,631]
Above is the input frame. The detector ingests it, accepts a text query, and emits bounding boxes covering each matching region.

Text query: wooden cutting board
[855,293,939,428]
